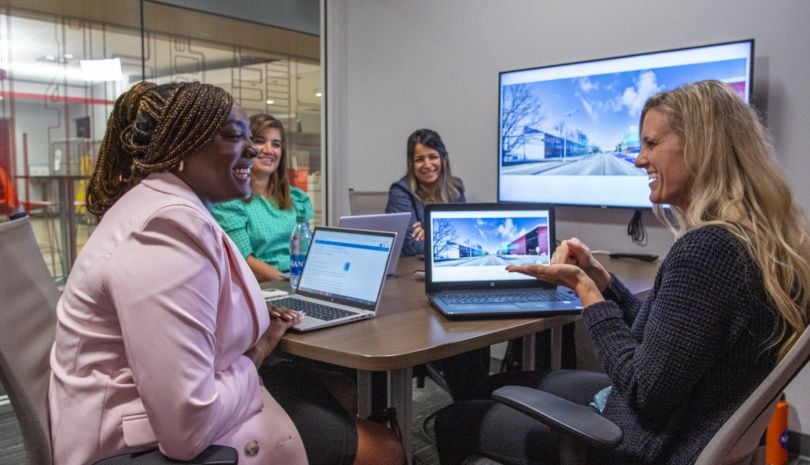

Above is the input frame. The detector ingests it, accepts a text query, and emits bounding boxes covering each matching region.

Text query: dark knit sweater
[584,226,778,465]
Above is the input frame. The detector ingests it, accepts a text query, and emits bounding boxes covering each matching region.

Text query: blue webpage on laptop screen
[429,209,552,283]
[297,229,393,306]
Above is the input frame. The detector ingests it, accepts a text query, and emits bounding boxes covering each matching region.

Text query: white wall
[325,0,810,434]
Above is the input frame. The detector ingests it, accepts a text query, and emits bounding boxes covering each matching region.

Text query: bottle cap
[296,214,307,222]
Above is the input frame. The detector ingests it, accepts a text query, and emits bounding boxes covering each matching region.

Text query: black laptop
[425,203,583,319]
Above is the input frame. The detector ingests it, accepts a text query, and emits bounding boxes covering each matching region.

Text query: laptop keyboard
[442,291,573,305]
[269,297,355,321]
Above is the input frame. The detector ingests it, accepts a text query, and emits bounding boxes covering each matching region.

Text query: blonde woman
[436,80,810,464]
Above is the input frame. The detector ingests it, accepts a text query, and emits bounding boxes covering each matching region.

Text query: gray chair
[348,188,389,215]
[484,325,810,465]
[0,214,237,465]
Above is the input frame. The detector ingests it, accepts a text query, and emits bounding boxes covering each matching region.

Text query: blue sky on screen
[437,216,549,253]
[513,58,748,150]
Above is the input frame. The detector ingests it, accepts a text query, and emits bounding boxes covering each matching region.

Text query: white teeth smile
[648,173,658,185]
[234,168,251,180]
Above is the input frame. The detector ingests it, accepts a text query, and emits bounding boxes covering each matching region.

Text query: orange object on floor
[766,394,788,465]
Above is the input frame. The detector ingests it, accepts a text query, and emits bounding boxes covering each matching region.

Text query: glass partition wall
[0,1,322,280]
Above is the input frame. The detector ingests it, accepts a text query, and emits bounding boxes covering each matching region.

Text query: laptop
[339,212,411,275]
[266,227,397,332]
[425,203,583,319]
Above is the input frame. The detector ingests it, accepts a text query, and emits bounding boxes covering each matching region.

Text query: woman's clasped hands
[505,237,611,307]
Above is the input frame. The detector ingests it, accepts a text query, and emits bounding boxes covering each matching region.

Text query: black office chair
[458,325,810,465]
[0,214,237,465]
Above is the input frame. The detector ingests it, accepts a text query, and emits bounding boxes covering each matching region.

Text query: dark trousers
[260,362,358,465]
[435,369,610,465]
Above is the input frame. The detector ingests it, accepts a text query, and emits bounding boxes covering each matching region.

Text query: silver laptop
[425,203,582,319]
[338,212,410,275]
[266,226,396,332]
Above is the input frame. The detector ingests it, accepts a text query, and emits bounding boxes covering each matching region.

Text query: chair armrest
[92,444,238,465]
[492,385,623,449]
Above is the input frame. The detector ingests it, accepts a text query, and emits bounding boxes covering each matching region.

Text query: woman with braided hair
[49,81,403,465]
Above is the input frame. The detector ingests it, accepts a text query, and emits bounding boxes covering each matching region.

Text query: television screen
[498,39,754,208]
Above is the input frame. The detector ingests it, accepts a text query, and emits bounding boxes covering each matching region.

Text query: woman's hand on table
[505,263,604,307]
[269,306,303,332]
[247,256,286,282]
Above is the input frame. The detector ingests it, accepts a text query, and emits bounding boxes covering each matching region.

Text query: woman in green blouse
[213,113,313,281]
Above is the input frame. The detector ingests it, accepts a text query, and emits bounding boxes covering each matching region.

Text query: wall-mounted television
[498,39,754,208]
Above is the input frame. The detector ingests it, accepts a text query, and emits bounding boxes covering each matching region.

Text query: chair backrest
[347,188,389,215]
[0,215,60,465]
[695,326,810,465]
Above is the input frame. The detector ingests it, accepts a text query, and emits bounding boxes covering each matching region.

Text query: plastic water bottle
[289,215,312,289]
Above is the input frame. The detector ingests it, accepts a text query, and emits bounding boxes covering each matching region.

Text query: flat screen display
[497,39,754,208]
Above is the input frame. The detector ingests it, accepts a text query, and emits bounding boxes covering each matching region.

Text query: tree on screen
[501,84,546,159]
[432,219,457,259]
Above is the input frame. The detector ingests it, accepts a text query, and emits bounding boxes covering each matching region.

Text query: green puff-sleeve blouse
[212,187,314,272]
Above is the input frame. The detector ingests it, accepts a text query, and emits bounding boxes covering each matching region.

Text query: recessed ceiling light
[45,55,55,61]
[266,99,274,105]
[315,92,322,98]
[64,54,74,59]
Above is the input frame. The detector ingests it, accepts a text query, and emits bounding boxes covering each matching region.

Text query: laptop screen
[426,204,555,285]
[297,228,395,308]
[338,212,411,275]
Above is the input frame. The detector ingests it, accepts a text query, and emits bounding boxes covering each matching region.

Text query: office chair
[468,324,810,465]
[347,188,389,215]
[0,215,237,465]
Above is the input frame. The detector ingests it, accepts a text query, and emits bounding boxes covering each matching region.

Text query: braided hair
[87,81,234,219]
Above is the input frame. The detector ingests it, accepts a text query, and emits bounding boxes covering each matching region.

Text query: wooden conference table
[277,254,659,464]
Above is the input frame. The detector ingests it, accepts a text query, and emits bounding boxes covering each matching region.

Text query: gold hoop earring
[178,160,184,172]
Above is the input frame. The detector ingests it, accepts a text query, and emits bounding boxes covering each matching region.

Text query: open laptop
[339,212,411,275]
[265,227,396,332]
[425,203,583,319]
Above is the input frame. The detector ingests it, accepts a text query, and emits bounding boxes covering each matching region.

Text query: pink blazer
[49,172,308,465]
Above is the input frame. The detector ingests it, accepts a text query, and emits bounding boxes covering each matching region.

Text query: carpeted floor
[411,377,453,464]
[0,401,25,465]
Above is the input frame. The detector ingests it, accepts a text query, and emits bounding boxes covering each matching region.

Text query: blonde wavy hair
[641,80,810,359]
